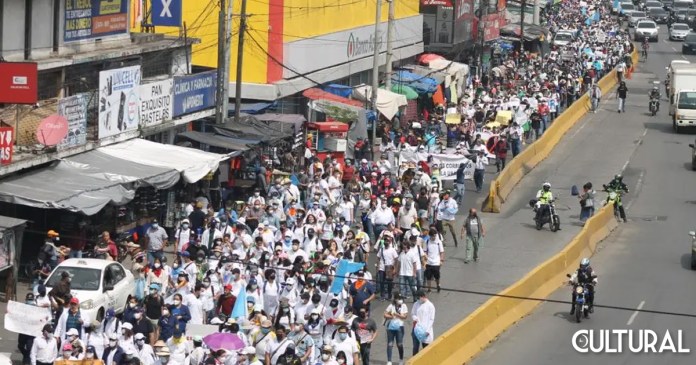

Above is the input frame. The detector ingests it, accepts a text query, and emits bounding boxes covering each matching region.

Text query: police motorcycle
[529,182,561,232]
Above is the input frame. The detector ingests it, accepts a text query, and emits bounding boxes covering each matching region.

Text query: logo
[12,76,27,86]
[572,329,691,354]
[347,32,383,59]
[421,0,454,6]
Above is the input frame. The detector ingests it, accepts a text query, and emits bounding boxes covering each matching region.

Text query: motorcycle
[603,185,625,221]
[567,274,591,323]
[649,97,659,116]
[529,198,561,232]
[116,233,141,263]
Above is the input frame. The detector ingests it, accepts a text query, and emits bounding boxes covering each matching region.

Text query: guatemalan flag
[330,260,365,294]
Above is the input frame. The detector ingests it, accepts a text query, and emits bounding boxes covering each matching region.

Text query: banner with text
[4,300,53,337]
[98,66,141,139]
[172,71,217,117]
[64,0,129,42]
[58,93,89,150]
[139,79,173,127]
[400,150,475,180]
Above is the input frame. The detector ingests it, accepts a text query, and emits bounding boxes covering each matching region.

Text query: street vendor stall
[306,122,349,166]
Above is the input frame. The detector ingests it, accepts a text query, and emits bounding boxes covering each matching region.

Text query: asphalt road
[471,26,696,365]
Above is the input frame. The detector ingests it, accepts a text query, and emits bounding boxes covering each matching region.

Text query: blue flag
[330,260,365,294]
[231,286,248,319]
[593,9,600,22]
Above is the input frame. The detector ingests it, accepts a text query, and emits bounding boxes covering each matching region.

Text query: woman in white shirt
[376,236,399,301]
[383,294,408,365]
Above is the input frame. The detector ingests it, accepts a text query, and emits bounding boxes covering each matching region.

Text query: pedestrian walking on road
[461,208,485,263]
[424,227,444,292]
[494,135,508,172]
[435,191,459,246]
[411,290,435,356]
[617,81,628,113]
[590,84,602,113]
[383,294,408,365]
[453,163,467,203]
[472,154,487,193]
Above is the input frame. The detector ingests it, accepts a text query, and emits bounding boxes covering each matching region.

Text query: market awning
[387,84,419,100]
[500,24,549,41]
[0,215,27,230]
[215,115,296,143]
[302,88,364,108]
[251,113,306,134]
[178,131,251,152]
[227,102,274,115]
[97,139,228,184]
[427,59,470,77]
[322,84,354,99]
[351,84,408,120]
[399,64,447,85]
[391,70,438,94]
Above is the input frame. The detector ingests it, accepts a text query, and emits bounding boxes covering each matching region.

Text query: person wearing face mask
[166,330,191,365]
[84,320,107,360]
[248,188,266,206]
[144,284,164,343]
[81,345,103,365]
[317,344,338,365]
[65,328,86,359]
[174,219,194,253]
[397,196,418,236]
[330,327,359,365]
[237,346,261,365]
[144,220,169,266]
[370,201,395,239]
[276,346,302,365]
[250,318,275,361]
[55,343,78,364]
[133,333,156,365]
[118,322,137,355]
[169,294,192,334]
[18,293,37,365]
[383,294,408,365]
[351,308,376,365]
[461,208,485,263]
[261,269,281,321]
[200,219,223,250]
[411,290,435,355]
[264,325,293,365]
[55,297,90,342]
[30,324,57,365]
[131,307,155,345]
[287,317,314,364]
[158,305,176,342]
[348,271,375,315]
[101,333,124,365]
[179,253,197,293]
[147,258,169,294]
[216,284,237,318]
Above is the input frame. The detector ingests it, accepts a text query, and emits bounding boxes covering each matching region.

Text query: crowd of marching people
[19,1,636,365]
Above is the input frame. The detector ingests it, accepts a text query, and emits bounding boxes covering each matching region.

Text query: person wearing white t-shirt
[376,237,399,300]
[408,235,426,291]
[330,325,360,365]
[424,228,445,293]
[383,294,408,365]
[396,243,418,300]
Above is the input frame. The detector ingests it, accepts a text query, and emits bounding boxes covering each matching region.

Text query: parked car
[670,23,692,39]
[44,258,135,321]
[635,19,660,41]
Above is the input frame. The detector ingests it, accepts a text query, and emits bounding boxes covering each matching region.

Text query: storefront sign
[421,0,454,6]
[172,71,217,117]
[98,66,141,139]
[64,0,129,42]
[283,16,422,78]
[453,0,476,44]
[139,79,173,127]
[483,13,503,42]
[58,93,89,150]
[0,127,13,165]
[4,300,53,337]
[151,0,183,27]
[0,62,38,104]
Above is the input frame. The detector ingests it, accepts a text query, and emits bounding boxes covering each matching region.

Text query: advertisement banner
[400,150,475,180]
[4,300,53,337]
[0,62,38,104]
[58,93,89,150]
[98,66,141,139]
[139,79,173,127]
[151,0,183,27]
[421,0,454,6]
[64,0,129,42]
[454,0,476,44]
[483,13,502,42]
[172,71,217,117]
[0,127,13,165]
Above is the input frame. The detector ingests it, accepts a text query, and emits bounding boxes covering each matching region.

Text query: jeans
[541,115,549,133]
[454,182,466,203]
[510,139,521,157]
[387,327,405,361]
[495,156,506,172]
[69,250,83,259]
[416,269,424,291]
[580,207,595,222]
[412,327,429,355]
[533,127,542,140]
[474,169,485,192]
[618,98,626,112]
[374,224,387,240]
[377,270,394,299]
[399,275,417,298]
[148,250,164,266]
[360,342,372,365]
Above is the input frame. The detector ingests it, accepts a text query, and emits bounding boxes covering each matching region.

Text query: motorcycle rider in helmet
[604,174,629,222]
[534,182,554,223]
[569,258,598,315]
[649,86,661,112]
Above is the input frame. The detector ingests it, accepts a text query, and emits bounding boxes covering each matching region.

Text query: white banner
[98,66,142,139]
[4,300,52,337]
[139,79,173,127]
[400,150,475,180]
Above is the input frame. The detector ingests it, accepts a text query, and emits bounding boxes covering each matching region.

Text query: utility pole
[370,0,382,159]
[520,0,526,54]
[478,0,488,79]
[216,0,233,124]
[384,0,395,90]
[533,0,540,25]
[234,0,248,124]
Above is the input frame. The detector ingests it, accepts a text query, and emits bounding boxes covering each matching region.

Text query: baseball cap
[69,297,79,305]
[47,230,59,237]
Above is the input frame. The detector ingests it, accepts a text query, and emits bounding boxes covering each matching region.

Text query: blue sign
[64,0,129,42]
[172,71,217,117]
[152,0,182,27]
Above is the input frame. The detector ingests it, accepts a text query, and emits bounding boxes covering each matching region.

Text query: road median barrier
[408,204,619,365]
[483,48,637,213]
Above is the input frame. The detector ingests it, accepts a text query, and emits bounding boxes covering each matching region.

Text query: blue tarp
[391,70,439,94]
[227,102,274,115]
[322,84,354,98]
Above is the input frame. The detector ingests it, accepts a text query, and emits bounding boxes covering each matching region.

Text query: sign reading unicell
[98,66,141,139]
[172,71,217,117]
[139,79,173,127]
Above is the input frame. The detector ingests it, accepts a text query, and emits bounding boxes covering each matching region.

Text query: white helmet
[542,182,551,188]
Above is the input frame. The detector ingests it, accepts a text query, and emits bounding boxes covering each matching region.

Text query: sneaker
[437,285,441,293]
[387,362,392,365]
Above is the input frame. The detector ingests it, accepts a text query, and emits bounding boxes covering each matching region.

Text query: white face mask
[162,310,170,316]
[63,351,72,358]
[129,303,136,308]
[134,313,142,320]
[173,300,181,306]
[338,359,346,364]
[154,263,161,268]
[321,354,330,361]
[86,353,95,359]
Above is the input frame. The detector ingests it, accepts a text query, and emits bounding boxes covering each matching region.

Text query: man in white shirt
[435,190,459,247]
[371,203,395,238]
[199,219,222,249]
[424,228,445,292]
[31,324,58,365]
[396,243,418,300]
[411,290,436,355]
[185,285,205,325]
[173,219,193,253]
[397,196,418,233]
[265,325,293,365]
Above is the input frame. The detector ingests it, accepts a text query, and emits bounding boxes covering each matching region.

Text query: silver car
[635,20,660,41]
[552,31,575,47]
[670,23,692,41]
[628,11,649,27]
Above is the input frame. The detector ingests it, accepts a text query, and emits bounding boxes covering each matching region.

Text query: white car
[635,20,660,41]
[628,11,649,27]
[670,23,692,41]
[45,258,135,321]
[552,31,575,47]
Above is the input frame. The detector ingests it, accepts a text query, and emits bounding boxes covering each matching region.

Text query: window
[106,264,126,287]
[46,267,101,291]
[678,92,696,109]
[637,22,656,28]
